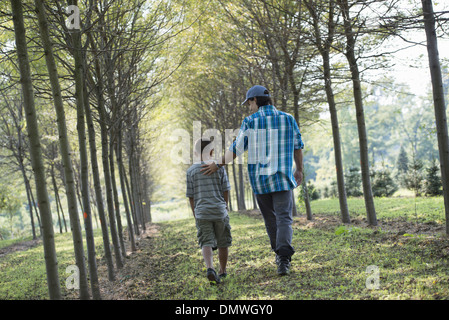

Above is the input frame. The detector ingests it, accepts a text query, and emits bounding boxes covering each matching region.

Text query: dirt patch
[0,239,41,259]
[97,224,162,300]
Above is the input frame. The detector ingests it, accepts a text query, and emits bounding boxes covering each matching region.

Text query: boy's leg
[196,219,218,271]
[218,247,228,275]
[202,246,214,269]
[214,216,232,276]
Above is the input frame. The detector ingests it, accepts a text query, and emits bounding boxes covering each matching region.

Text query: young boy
[186,138,232,284]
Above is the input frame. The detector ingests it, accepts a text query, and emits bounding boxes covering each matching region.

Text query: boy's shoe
[207,268,220,284]
[218,272,227,281]
[277,256,291,276]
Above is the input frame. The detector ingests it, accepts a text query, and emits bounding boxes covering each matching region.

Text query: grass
[0,229,105,299]
[308,196,446,225]
[1,196,448,300]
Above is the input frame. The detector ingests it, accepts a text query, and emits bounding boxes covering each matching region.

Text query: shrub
[371,168,398,197]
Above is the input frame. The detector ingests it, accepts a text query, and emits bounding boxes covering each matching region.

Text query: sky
[391,35,449,97]
[389,1,449,97]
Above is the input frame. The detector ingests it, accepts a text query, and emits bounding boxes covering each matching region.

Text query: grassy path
[99,211,449,300]
[1,206,449,299]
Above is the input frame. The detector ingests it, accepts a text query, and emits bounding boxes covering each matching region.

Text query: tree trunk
[231,162,240,210]
[99,102,124,270]
[51,169,63,234]
[337,0,377,226]
[21,163,37,239]
[70,19,97,301]
[88,38,116,281]
[323,52,350,223]
[422,0,449,235]
[238,163,246,210]
[10,0,61,300]
[116,131,136,252]
[109,132,126,258]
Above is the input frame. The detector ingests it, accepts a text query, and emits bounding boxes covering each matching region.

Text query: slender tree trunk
[99,103,124,269]
[51,170,63,234]
[322,52,350,223]
[238,163,246,210]
[231,162,240,210]
[88,40,116,281]
[123,156,140,236]
[71,27,94,302]
[109,132,126,258]
[116,131,136,251]
[142,171,152,223]
[337,0,377,226]
[10,0,61,300]
[21,163,37,239]
[28,184,42,235]
[422,0,449,235]
[55,182,68,233]
[305,0,350,223]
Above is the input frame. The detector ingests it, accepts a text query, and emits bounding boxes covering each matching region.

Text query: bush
[298,181,320,202]
[403,158,425,196]
[371,168,398,197]
[423,160,443,196]
[344,166,363,197]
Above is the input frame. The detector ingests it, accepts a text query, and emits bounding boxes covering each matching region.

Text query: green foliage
[344,166,363,197]
[298,181,320,203]
[423,160,443,196]
[371,167,398,197]
[403,157,425,196]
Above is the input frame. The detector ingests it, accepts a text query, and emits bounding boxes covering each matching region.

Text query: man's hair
[194,138,213,155]
[250,96,273,107]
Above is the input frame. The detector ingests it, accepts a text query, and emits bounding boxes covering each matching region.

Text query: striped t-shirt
[186,162,231,220]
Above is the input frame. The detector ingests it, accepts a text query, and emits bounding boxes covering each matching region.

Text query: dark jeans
[256,190,295,258]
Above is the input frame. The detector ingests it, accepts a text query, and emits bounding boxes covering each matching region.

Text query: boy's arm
[189,197,195,218]
[223,190,229,211]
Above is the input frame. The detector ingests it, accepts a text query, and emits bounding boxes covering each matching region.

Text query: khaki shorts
[195,215,232,249]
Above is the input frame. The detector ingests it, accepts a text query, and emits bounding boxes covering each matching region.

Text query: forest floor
[93,209,449,300]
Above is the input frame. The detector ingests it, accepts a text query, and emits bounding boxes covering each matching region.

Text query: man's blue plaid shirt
[230,105,304,195]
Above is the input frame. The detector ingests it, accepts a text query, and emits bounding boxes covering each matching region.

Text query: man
[201,85,304,275]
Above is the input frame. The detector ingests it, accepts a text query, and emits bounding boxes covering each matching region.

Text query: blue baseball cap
[242,85,270,105]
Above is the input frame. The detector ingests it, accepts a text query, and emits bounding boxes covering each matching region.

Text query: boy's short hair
[194,138,213,155]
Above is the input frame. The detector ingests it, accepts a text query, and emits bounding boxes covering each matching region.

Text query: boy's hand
[200,162,219,175]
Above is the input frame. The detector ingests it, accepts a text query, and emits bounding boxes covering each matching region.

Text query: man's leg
[255,193,277,252]
[272,190,295,258]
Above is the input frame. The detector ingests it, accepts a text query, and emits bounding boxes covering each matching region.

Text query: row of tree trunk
[9,0,153,300]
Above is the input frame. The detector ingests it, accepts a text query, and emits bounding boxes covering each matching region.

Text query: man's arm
[200,149,236,175]
[294,148,303,185]
[189,197,195,218]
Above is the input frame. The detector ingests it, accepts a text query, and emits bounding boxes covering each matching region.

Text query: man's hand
[294,170,303,186]
[200,162,219,175]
